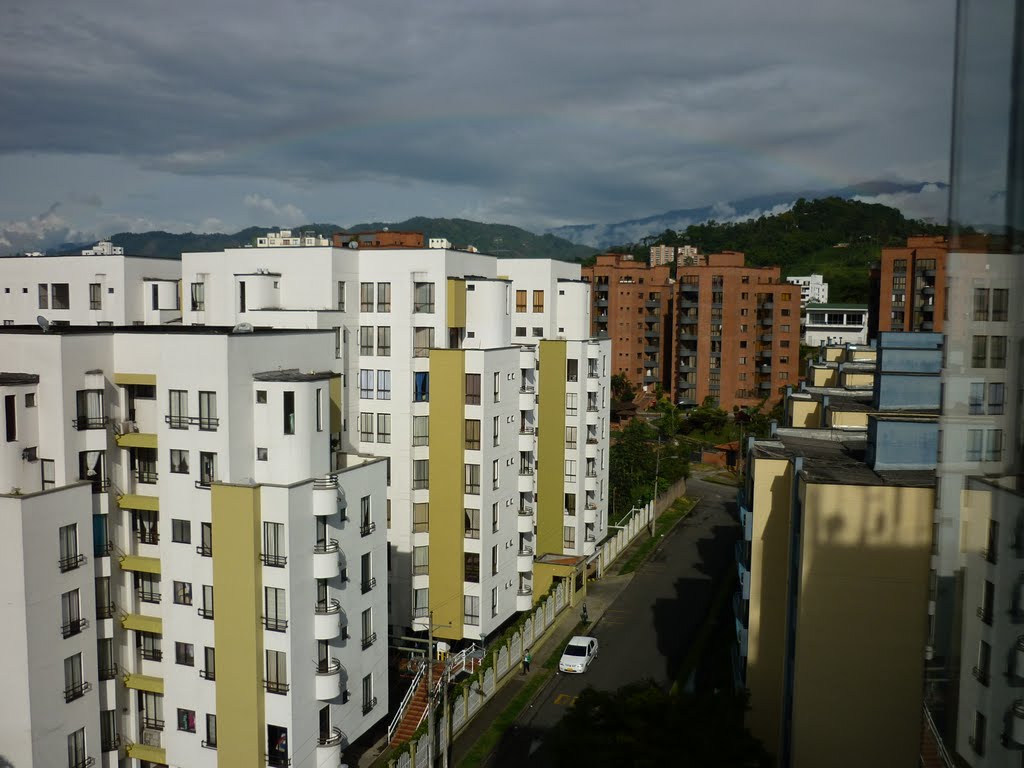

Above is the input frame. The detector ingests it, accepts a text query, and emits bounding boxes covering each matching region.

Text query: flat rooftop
[752,434,935,488]
[0,372,40,385]
[253,369,337,383]
[0,324,331,337]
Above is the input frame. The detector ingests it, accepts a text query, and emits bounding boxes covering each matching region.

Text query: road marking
[553,693,578,707]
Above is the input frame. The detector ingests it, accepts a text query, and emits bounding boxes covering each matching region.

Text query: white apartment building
[256,230,330,248]
[0,250,181,326]
[785,273,829,308]
[175,243,610,642]
[803,303,868,346]
[82,241,125,256]
[0,325,388,768]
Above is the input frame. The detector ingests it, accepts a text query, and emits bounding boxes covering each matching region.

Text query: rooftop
[252,368,337,383]
[0,324,331,338]
[0,372,40,385]
[806,302,868,310]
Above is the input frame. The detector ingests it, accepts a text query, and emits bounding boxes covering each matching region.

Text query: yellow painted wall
[446,278,467,328]
[823,347,844,362]
[329,375,342,433]
[791,481,932,768]
[745,457,793,757]
[842,372,875,388]
[537,341,567,556]
[809,366,838,387]
[428,349,466,640]
[211,484,265,766]
[789,400,821,429]
[849,349,877,362]
[533,561,579,600]
[827,409,869,429]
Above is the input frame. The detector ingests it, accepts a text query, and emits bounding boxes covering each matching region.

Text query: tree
[610,373,637,403]
[546,682,770,768]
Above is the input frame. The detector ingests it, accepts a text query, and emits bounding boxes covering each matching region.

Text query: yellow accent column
[428,349,465,641]
[446,278,467,328]
[329,374,343,433]
[212,484,265,766]
[537,340,567,555]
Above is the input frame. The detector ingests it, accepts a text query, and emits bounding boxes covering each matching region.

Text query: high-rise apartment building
[581,253,674,394]
[649,244,703,267]
[784,273,829,308]
[177,242,610,641]
[870,236,948,339]
[675,251,801,409]
[0,325,388,768]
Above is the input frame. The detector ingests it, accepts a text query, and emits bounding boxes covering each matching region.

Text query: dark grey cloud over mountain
[0,0,955,251]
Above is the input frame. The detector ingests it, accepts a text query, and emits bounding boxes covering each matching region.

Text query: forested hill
[612,197,946,303]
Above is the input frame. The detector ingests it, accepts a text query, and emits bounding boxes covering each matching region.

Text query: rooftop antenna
[36,315,50,333]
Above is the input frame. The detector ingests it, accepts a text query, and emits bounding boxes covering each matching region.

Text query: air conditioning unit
[121,420,138,434]
[141,729,161,747]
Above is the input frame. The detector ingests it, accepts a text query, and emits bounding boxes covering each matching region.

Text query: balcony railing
[142,716,165,731]
[59,553,86,573]
[72,416,108,430]
[61,617,89,638]
[362,632,377,649]
[318,726,343,747]
[979,606,994,625]
[360,521,376,537]
[519,466,535,476]
[261,553,287,567]
[135,469,158,484]
[313,539,339,554]
[361,577,377,594]
[97,602,116,620]
[198,607,214,619]
[317,657,341,674]
[200,668,216,681]
[140,648,162,662]
[94,540,113,558]
[64,680,92,702]
[101,734,121,752]
[973,665,991,686]
[362,696,378,715]
[315,598,341,615]
[196,543,213,557]
[98,663,118,681]
[136,530,159,545]
[263,616,288,632]
[137,589,161,604]
[519,385,535,394]
[69,756,95,768]
[264,680,289,695]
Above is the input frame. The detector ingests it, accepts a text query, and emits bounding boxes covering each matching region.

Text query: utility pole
[441,662,450,768]
[427,611,435,767]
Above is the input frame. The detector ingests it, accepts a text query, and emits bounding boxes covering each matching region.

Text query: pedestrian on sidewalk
[522,649,532,674]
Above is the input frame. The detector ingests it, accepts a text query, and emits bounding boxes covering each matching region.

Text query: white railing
[923,704,955,768]
[447,643,482,678]
[387,661,426,744]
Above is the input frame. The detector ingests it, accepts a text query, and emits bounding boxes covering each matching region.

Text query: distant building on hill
[785,273,829,308]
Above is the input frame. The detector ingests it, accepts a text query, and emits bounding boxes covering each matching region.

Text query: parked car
[558,635,599,673]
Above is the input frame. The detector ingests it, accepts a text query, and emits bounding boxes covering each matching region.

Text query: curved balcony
[586,408,599,426]
[585,440,598,459]
[517,509,534,533]
[313,475,340,517]
[317,727,344,763]
[584,504,597,524]
[517,548,534,572]
[586,375,599,392]
[315,658,342,701]
[519,390,536,411]
[313,539,341,579]
[1010,700,1024,746]
[584,472,598,492]
[516,587,534,611]
[517,473,535,494]
[314,599,342,640]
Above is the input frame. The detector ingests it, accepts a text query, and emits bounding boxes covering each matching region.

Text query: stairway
[389,661,446,748]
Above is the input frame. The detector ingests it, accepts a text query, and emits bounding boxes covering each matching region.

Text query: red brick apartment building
[870,236,948,338]
[675,252,801,410]
[331,230,424,248]
[581,253,674,394]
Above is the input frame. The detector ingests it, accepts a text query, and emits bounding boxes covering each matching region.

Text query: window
[413,546,429,575]
[414,371,430,402]
[972,335,988,367]
[265,649,288,693]
[413,415,429,445]
[464,508,480,539]
[377,370,391,400]
[969,382,985,414]
[565,460,577,481]
[986,429,1003,462]
[355,368,373,399]
[359,326,374,355]
[567,358,578,382]
[564,525,577,549]
[97,636,115,679]
[174,581,193,605]
[2,394,13,443]
[377,326,391,356]
[516,290,527,312]
[565,426,577,449]
[466,373,481,405]
[172,519,191,543]
[465,419,481,450]
[199,451,217,486]
[566,392,578,415]
[413,503,429,532]
[264,587,287,631]
[532,327,543,336]
[263,522,286,567]
[464,552,480,583]
[170,449,189,474]
[533,290,544,312]
[203,647,216,680]
[168,389,188,429]
[492,502,500,533]
[359,413,374,442]
[135,572,159,603]
[189,281,205,311]
[377,282,391,312]
[360,282,374,311]
[59,523,82,572]
[360,495,373,536]
[376,413,391,443]
[989,383,1005,414]
[199,522,212,557]
[413,459,429,489]
[279,390,295,434]
[515,326,526,337]
[75,388,105,430]
[464,595,480,625]
[492,459,500,490]
[565,493,576,515]
[465,463,481,494]
[990,336,1007,367]
[61,589,84,637]
[198,391,217,430]
[63,652,87,703]
[37,283,48,309]
[361,607,374,646]
[68,728,87,768]
[971,711,986,755]
[492,415,500,447]
[100,709,118,752]
[362,674,376,713]
[176,642,195,666]
[413,326,434,357]
[205,714,218,748]
[413,588,429,617]
[89,282,102,310]
[336,281,346,311]
[973,288,990,321]
[414,282,435,313]
[992,288,1009,321]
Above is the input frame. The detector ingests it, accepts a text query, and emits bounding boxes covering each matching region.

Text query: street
[486,475,740,766]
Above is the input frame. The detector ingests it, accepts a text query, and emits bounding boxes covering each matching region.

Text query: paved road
[488,476,740,766]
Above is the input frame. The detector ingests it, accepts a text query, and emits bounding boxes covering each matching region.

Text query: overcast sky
[0,0,956,251]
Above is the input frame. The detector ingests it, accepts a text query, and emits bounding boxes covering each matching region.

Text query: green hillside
[612,197,946,303]
[71,219,595,262]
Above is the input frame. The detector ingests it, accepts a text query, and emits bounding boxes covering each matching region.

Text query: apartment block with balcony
[784,273,829,309]
[0,247,181,327]
[675,252,801,409]
[581,253,674,394]
[869,236,948,339]
[0,325,388,768]
[802,303,868,346]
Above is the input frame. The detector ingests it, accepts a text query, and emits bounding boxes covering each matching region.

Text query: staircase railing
[387,660,426,744]
[923,704,955,768]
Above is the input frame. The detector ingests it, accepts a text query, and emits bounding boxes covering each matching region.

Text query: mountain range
[547,180,948,248]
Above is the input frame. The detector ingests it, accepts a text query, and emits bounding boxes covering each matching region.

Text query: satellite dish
[36,315,50,332]
[232,322,254,334]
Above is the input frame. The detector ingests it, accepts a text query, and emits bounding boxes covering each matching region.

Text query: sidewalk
[449,572,635,766]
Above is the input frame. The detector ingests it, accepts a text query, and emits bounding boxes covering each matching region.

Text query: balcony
[584,505,597,524]
[363,696,378,715]
[360,521,377,537]
[518,510,534,532]
[680,282,698,294]
[59,553,87,573]
[516,586,533,611]
[101,734,121,752]
[361,577,377,594]
[677,331,698,342]
[978,606,994,625]
[263,616,288,633]
[519,465,535,476]
[97,602,116,621]
[317,727,343,763]
[1008,700,1024,747]
[265,680,289,695]
[313,475,340,517]
[64,680,92,702]
[519,425,536,435]
[61,617,89,639]
[645,299,661,309]
[316,658,342,700]
[361,632,377,650]
[314,599,342,640]
[313,539,340,579]
[99,662,118,682]
[517,548,534,571]
[972,665,991,686]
